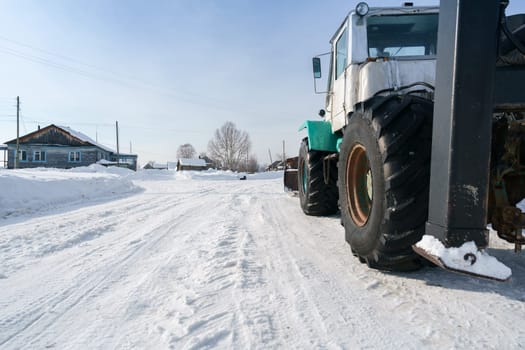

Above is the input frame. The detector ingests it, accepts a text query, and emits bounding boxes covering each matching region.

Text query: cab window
[335,27,348,79]
[367,14,438,58]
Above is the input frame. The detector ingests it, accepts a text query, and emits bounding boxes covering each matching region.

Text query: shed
[176,158,207,171]
[266,160,284,171]
[143,161,168,170]
[0,144,7,168]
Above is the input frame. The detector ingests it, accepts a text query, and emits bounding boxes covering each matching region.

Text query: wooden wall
[7,145,111,169]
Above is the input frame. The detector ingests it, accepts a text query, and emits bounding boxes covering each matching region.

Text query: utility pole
[282,140,286,165]
[15,96,20,169]
[268,148,273,164]
[130,141,132,153]
[115,121,120,167]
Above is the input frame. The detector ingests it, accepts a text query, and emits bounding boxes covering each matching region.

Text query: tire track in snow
[168,187,274,349]
[0,189,207,277]
[0,185,218,349]
[2,175,523,349]
[247,197,422,349]
[266,194,525,350]
[167,182,287,349]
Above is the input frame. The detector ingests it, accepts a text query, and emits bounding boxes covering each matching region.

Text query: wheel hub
[301,159,308,193]
[366,169,373,200]
[346,144,373,226]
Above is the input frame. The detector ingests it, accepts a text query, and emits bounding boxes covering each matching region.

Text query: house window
[33,150,46,162]
[69,151,81,162]
[18,150,27,162]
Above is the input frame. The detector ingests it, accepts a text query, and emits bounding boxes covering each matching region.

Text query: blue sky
[0,0,523,166]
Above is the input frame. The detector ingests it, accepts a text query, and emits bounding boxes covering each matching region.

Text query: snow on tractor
[285,1,525,280]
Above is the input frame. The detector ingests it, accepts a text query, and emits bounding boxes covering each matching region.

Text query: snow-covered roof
[148,162,168,169]
[178,158,206,167]
[57,125,115,153]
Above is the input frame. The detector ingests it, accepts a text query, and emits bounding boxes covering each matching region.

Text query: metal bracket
[492,206,525,252]
[323,154,338,185]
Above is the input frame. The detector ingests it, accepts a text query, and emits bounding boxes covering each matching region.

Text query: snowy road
[1,171,524,349]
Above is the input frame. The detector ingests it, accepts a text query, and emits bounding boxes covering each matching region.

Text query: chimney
[38,125,40,130]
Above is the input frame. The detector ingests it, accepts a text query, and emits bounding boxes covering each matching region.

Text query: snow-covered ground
[0,167,524,349]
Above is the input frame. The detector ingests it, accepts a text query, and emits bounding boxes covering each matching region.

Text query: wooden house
[265,160,284,171]
[176,158,207,171]
[143,161,168,170]
[0,144,7,168]
[4,124,138,171]
[198,155,215,169]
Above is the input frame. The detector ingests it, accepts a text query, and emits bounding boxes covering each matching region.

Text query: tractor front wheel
[338,95,434,271]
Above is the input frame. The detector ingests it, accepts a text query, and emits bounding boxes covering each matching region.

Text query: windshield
[367,14,438,58]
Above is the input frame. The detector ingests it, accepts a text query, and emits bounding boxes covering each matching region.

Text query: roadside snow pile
[130,169,176,181]
[174,169,284,181]
[415,235,512,280]
[0,165,141,219]
[69,163,134,176]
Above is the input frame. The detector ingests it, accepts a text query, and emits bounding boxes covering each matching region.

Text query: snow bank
[0,167,284,220]
[69,163,134,176]
[130,169,176,181]
[174,169,284,181]
[0,165,141,220]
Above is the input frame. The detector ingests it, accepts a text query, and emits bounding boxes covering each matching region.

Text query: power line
[20,114,114,128]
[15,112,212,135]
[19,114,27,134]
[0,35,235,106]
[0,36,266,116]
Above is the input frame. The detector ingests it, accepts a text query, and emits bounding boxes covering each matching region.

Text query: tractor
[284,1,525,280]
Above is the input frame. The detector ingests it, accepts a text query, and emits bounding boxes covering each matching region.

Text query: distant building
[266,160,284,171]
[0,144,7,168]
[4,124,138,171]
[176,158,207,171]
[143,161,168,170]
[198,155,215,169]
[167,161,178,170]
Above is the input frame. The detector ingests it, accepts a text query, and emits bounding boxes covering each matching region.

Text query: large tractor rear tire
[338,95,433,271]
[298,139,338,216]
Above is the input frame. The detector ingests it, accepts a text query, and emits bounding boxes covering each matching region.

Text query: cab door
[330,22,349,125]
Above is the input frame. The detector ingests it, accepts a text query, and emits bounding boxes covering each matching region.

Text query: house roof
[268,160,283,168]
[144,162,168,169]
[178,158,206,167]
[56,125,115,153]
[4,124,115,153]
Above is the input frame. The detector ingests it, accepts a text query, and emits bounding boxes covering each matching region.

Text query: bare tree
[208,122,251,171]
[177,143,196,159]
[246,155,259,173]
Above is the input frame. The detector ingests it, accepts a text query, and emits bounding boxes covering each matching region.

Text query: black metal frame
[426,0,503,248]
